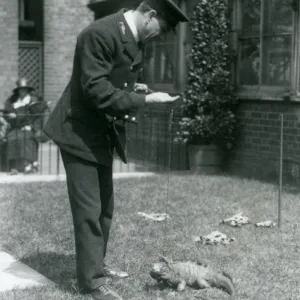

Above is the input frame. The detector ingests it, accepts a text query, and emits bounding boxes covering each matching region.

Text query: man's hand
[145,92,180,104]
[21,125,32,131]
[134,83,148,93]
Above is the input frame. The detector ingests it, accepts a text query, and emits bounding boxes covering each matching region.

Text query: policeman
[44,1,189,299]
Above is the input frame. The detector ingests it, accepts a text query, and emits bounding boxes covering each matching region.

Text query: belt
[106,114,138,125]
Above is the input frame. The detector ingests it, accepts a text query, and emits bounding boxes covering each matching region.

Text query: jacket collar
[114,9,142,64]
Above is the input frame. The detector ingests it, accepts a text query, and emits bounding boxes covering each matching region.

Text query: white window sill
[237,85,300,101]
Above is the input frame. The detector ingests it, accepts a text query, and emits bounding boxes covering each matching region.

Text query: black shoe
[90,285,123,300]
[103,265,129,279]
[9,169,18,175]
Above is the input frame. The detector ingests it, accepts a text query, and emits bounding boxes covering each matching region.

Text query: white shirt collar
[124,10,139,43]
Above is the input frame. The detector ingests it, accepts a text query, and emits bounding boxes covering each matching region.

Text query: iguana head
[150,262,164,280]
[150,261,180,289]
[150,262,171,281]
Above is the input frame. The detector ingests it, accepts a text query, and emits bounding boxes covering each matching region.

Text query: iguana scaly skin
[150,256,235,296]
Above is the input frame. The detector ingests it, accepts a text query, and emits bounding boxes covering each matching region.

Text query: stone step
[0,251,53,292]
[0,172,155,184]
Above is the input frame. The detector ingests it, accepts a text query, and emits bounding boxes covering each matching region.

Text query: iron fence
[0,108,189,175]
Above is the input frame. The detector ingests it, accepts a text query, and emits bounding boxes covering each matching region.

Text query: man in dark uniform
[43,1,189,299]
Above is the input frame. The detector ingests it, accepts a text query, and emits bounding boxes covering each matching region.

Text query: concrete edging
[0,251,54,292]
[0,172,156,184]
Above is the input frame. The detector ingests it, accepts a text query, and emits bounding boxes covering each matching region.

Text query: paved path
[0,251,53,292]
[0,172,155,184]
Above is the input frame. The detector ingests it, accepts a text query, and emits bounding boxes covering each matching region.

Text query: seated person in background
[4,78,48,174]
[0,115,9,141]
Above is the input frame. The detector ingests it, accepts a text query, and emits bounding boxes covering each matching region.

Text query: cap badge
[119,22,126,35]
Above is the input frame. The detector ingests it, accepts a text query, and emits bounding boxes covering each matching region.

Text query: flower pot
[187,144,223,174]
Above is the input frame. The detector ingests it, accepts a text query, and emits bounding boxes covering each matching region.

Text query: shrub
[176,0,237,150]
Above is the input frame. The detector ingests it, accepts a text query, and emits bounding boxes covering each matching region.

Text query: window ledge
[19,20,35,28]
[237,85,297,101]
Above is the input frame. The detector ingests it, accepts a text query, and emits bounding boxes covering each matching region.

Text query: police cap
[144,0,190,28]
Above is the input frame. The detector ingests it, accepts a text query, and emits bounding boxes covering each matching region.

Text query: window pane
[263,0,293,34]
[186,0,198,17]
[239,38,260,85]
[143,44,155,84]
[143,40,176,85]
[154,43,176,84]
[241,0,261,36]
[261,35,292,85]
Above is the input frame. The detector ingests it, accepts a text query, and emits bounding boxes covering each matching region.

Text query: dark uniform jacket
[43,9,145,165]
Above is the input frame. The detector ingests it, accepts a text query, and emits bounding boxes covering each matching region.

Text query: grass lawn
[0,174,299,300]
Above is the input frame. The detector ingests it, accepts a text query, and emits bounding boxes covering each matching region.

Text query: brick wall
[127,99,300,181]
[227,100,300,183]
[44,0,93,108]
[126,106,188,170]
[0,0,18,107]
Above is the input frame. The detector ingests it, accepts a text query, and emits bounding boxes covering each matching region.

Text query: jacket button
[124,82,128,88]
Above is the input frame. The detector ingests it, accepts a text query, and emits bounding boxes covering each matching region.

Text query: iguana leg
[196,261,208,268]
[177,280,186,291]
[159,255,171,264]
[196,279,211,289]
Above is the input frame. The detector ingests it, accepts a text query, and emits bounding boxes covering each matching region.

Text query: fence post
[278,114,283,228]
[56,146,60,176]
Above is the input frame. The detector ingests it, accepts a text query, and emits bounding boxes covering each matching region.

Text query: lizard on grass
[150,256,235,297]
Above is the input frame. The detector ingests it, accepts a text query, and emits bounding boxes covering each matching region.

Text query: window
[230,0,299,100]
[19,0,32,22]
[142,0,185,92]
[19,0,44,41]
[142,34,177,91]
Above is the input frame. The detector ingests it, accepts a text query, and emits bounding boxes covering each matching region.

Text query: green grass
[0,174,299,300]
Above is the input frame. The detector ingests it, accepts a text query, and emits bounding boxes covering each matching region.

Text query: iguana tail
[210,272,235,296]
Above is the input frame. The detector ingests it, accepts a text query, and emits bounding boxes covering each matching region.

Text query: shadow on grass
[20,251,77,293]
[143,281,170,292]
[283,184,300,195]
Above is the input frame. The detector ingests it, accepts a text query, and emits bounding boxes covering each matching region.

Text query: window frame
[231,0,300,101]
[142,38,179,93]
[142,0,188,94]
[19,0,25,22]
[295,1,300,98]
[19,0,35,28]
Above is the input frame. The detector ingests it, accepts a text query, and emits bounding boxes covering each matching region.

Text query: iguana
[150,256,235,297]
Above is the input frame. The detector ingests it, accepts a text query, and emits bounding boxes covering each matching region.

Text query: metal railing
[0,109,189,175]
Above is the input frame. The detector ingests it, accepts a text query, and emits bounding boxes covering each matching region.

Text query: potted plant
[175,0,237,173]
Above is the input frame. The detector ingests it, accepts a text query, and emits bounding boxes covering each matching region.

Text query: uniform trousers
[61,149,114,292]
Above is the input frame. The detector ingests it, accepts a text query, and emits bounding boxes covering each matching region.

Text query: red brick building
[0,0,93,109]
[89,0,300,182]
[228,0,300,182]
[1,0,300,181]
